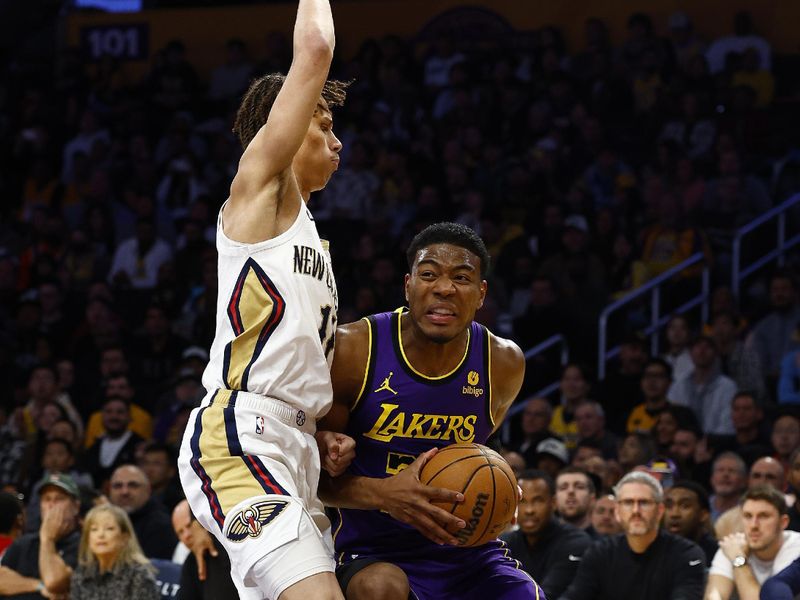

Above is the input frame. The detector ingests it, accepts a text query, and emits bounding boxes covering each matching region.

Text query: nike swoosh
[568,554,581,561]
[689,559,702,566]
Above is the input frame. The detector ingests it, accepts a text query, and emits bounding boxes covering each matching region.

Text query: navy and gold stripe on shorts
[189,389,289,531]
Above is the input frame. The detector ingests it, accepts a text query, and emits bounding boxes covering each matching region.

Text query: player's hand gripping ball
[419,443,518,546]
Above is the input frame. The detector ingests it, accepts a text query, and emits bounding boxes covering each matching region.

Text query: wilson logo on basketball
[455,492,490,545]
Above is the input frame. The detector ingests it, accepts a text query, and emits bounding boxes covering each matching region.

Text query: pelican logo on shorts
[255,416,264,435]
[462,370,484,397]
[226,500,288,542]
[296,410,306,427]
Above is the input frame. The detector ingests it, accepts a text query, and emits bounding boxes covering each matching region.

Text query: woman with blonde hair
[71,504,159,599]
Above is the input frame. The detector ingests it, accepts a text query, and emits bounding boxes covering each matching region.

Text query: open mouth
[427,306,456,324]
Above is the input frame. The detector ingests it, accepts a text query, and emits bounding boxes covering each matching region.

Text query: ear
[404,273,410,303]
[781,513,789,530]
[478,280,487,309]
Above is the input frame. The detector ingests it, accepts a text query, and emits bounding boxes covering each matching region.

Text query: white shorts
[178,389,335,599]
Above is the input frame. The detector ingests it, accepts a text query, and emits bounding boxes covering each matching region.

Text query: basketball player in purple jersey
[319,223,544,599]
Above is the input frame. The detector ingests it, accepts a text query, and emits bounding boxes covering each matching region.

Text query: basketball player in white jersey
[177,1,353,598]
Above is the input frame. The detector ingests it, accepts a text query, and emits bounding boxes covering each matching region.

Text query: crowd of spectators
[2,4,800,598]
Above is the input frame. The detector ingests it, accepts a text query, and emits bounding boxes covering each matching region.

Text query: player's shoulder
[332,318,372,367]
[485,327,524,367]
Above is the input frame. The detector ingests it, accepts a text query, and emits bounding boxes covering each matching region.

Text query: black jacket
[501,519,592,599]
[561,531,706,600]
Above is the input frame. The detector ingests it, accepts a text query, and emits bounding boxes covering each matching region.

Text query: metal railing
[500,334,568,444]
[731,193,800,300]
[597,253,710,380]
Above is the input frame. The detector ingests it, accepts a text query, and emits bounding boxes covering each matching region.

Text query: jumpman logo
[374,372,398,395]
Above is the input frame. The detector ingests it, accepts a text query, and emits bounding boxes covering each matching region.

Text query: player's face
[405,244,486,344]
[664,488,706,538]
[293,100,342,193]
[518,479,555,536]
[615,482,664,537]
[742,499,787,552]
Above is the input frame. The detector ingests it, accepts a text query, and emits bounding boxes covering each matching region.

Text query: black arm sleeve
[668,541,706,600]
[540,533,592,600]
[560,541,604,600]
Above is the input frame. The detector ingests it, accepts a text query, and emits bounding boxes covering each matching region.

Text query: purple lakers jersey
[331,308,496,561]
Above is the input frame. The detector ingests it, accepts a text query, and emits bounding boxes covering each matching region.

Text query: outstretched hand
[377,448,466,546]
[316,431,356,477]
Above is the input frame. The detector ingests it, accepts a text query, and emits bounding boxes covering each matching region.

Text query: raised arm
[228,0,335,233]
[488,333,525,432]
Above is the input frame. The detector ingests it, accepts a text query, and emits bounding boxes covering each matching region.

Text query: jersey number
[318,305,336,360]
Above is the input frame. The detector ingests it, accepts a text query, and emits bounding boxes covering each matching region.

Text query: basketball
[419,443,518,547]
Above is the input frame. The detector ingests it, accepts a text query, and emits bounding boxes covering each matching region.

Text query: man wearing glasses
[561,471,706,600]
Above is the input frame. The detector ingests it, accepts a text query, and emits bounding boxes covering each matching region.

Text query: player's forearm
[39,537,72,592]
[0,566,43,595]
[294,0,335,57]
[318,472,386,510]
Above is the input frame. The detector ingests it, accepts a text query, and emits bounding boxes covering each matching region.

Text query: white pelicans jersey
[202,203,338,420]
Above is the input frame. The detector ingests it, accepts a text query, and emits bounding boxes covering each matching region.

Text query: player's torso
[203,204,338,419]
[332,309,495,558]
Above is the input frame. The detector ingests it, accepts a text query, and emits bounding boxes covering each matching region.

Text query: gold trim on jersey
[396,308,470,380]
[487,329,495,429]
[352,316,373,411]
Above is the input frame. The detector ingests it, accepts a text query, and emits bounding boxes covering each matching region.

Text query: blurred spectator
[132,304,189,404]
[574,401,618,459]
[0,491,24,559]
[108,218,173,291]
[562,472,706,600]
[626,358,673,434]
[705,11,771,74]
[208,39,253,105]
[0,473,81,598]
[706,486,800,600]
[771,415,800,472]
[589,493,622,537]
[618,432,657,474]
[138,442,182,513]
[551,363,593,450]
[85,374,154,448]
[71,504,159,600]
[25,437,94,533]
[669,336,737,435]
[711,311,766,401]
[653,404,699,456]
[659,92,716,160]
[727,391,771,466]
[84,398,145,487]
[555,467,597,535]
[597,334,648,434]
[515,396,556,467]
[170,500,193,564]
[500,450,525,480]
[778,347,800,405]
[534,438,569,481]
[710,452,748,522]
[667,12,706,71]
[732,47,775,108]
[786,448,800,531]
[746,271,800,386]
[109,465,177,560]
[664,480,718,565]
[153,368,203,446]
[500,470,591,599]
[19,363,83,443]
[662,314,694,381]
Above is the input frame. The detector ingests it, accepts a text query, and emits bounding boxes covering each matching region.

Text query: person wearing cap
[0,473,81,598]
[500,469,592,599]
[535,437,569,481]
[664,480,719,565]
[562,471,705,600]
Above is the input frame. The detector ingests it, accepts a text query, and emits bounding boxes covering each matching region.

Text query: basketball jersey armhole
[482,324,495,429]
[351,316,377,413]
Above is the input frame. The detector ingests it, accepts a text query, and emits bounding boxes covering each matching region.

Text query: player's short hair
[233,74,349,150]
[142,441,176,463]
[642,357,672,381]
[742,485,787,515]
[406,222,491,279]
[518,469,555,496]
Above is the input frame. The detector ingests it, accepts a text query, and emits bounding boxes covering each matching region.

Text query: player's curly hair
[233,74,349,150]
